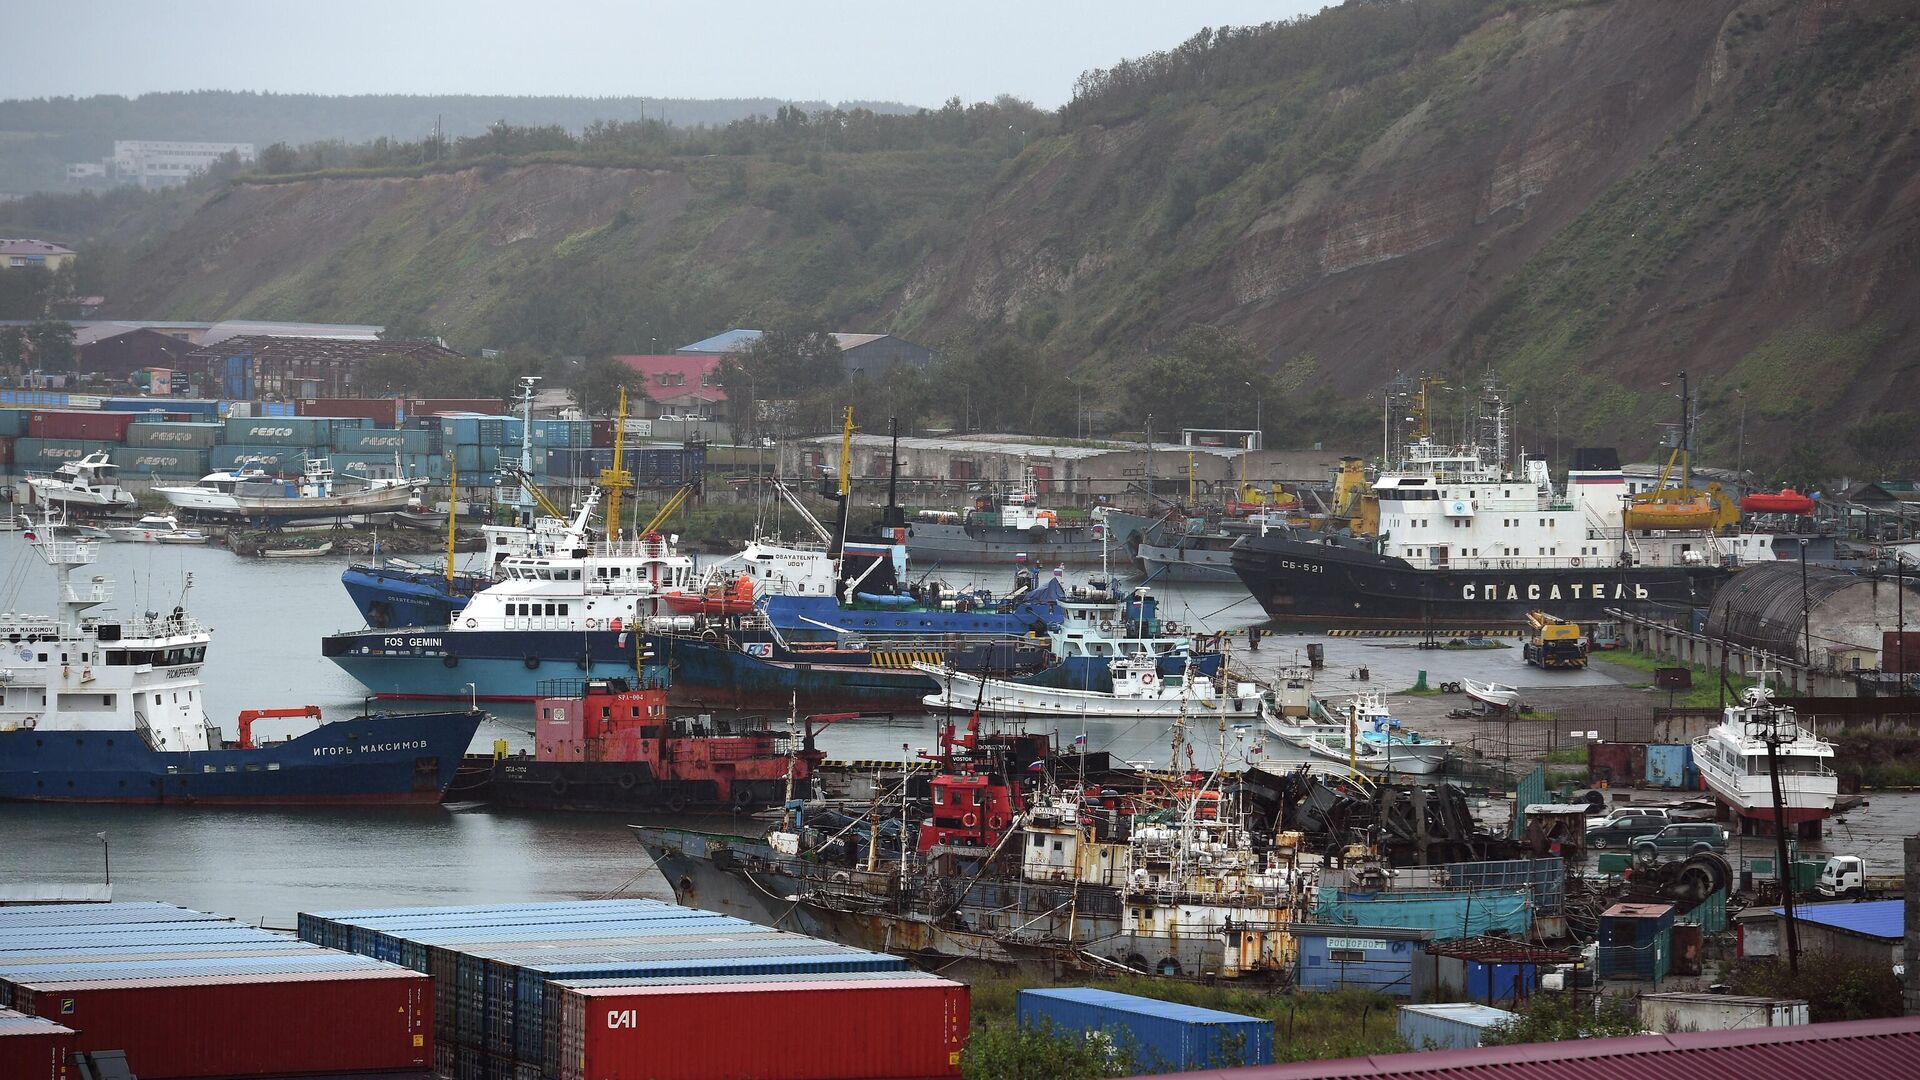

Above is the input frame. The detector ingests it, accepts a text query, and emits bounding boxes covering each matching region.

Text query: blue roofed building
[1766,900,1903,968]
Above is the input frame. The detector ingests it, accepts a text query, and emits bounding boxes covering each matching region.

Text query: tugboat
[475,675,837,814]
[0,522,481,804]
[1232,373,1767,627]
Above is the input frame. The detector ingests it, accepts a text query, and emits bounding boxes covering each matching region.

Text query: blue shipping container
[0,410,29,437]
[1293,928,1428,997]
[1645,744,1695,789]
[1019,988,1274,1072]
[332,427,433,454]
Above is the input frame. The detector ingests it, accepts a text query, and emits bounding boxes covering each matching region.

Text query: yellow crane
[1524,610,1589,669]
[598,387,635,538]
[638,485,693,537]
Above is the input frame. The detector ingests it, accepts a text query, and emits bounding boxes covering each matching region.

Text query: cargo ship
[1232,375,1774,627]
[471,675,831,813]
[0,523,480,804]
[904,468,1110,566]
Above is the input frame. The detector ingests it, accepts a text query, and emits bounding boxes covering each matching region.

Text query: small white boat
[107,514,209,545]
[1297,692,1452,775]
[1462,678,1522,710]
[259,541,335,559]
[917,657,1264,720]
[154,461,423,520]
[26,453,138,510]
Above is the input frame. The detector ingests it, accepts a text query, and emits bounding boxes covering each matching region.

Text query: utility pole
[96,831,109,887]
[1745,684,1800,977]
[1800,539,1813,680]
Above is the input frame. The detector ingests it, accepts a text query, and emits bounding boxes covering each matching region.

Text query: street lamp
[96,831,109,887]
[1735,389,1747,480]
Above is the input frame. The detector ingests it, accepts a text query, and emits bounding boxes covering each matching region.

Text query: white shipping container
[1396,1003,1516,1051]
[1639,993,1808,1033]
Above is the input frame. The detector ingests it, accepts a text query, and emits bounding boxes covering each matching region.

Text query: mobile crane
[1524,610,1589,669]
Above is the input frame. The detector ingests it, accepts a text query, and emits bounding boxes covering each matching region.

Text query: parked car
[1585,805,1671,832]
[1584,813,1671,849]
[1631,822,1729,858]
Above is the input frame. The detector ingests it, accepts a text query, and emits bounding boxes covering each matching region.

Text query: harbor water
[7,534,1908,927]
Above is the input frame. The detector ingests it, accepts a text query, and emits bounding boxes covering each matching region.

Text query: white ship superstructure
[1692,682,1838,827]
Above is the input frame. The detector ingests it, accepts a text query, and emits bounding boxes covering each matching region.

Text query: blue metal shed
[1397,1003,1517,1050]
[1292,925,1434,997]
[1019,987,1274,1072]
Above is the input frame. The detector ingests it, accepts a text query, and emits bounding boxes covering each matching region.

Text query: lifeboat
[663,572,757,616]
[1740,488,1817,515]
[1622,497,1720,531]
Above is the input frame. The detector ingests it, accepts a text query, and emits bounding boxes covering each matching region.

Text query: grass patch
[1590,649,1755,709]
[1543,746,1590,766]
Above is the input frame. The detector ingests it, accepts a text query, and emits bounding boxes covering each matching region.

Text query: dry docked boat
[106,513,209,545]
[1295,693,1451,776]
[25,452,138,510]
[1691,680,1838,830]
[916,656,1265,720]
[1461,678,1523,710]
[153,460,424,520]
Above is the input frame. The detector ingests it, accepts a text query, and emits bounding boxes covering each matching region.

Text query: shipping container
[299,398,403,426]
[0,410,28,437]
[540,448,615,481]
[0,903,233,929]
[1645,744,1696,789]
[1597,903,1674,982]
[210,445,319,473]
[332,427,433,454]
[10,968,430,1078]
[1638,992,1808,1032]
[454,444,504,474]
[530,419,594,449]
[124,422,225,450]
[222,416,367,447]
[13,439,115,467]
[0,1007,76,1080]
[1396,1003,1516,1050]
[557,977,966,1080]
[27,410,136,443]
[412,398,505,418]
[1017,988,1274,1072]
[110,448,211,478]
[0,437,12,466]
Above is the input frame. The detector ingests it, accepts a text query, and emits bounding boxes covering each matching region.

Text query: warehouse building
[190,335,465,400]
[1705,562,1920,671]
[677,329,935,377]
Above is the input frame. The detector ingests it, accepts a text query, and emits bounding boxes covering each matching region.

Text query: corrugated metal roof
[1025,987,1264,1026]
[1771,899,1903,940]
[1706,562,1879,657]
[1146,1016,1920,1078]
[1401,1003,1518,1028]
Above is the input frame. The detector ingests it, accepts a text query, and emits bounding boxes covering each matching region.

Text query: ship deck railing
[114,613,211,640]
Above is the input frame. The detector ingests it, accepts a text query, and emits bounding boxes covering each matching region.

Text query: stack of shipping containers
[0,902,431,1078]
[302,899,966,1080]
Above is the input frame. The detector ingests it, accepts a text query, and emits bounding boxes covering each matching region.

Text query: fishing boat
[917,656,1264,720]
[1263,671,1344,745]
[1461,678,1523,710]
[470,674,833,813]
[1691,680,1837,831]
[1296,694,1451,775]
[105,514,209,544]
[1232,373,1769,627]
[0,523,481,804]
[24,452,138,510]
[1018,580,1225,693]
[904,467,1110,567]
[633,708,1301,979]
[153,459,424,520]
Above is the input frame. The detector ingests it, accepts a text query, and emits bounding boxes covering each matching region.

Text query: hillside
[16,0,1920,467]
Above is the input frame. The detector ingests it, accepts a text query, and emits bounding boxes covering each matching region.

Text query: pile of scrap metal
[1239,767,1529,866]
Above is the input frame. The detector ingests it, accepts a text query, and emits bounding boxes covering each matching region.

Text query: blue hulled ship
[0,524,480,804]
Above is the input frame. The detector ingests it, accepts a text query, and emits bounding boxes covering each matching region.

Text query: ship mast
[31,521,106,634]
[512,376,540,526]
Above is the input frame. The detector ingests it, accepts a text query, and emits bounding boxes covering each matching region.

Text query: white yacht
[25,453,137,510]
[1692,681,1837,829]
[106,514,209,545]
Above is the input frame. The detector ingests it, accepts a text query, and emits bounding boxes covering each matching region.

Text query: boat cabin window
[1032,834,1044,847]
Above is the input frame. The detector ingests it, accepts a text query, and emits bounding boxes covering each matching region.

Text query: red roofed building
[612,354,727,418]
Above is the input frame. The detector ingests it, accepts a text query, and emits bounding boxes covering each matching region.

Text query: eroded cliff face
[915,0,1919,452]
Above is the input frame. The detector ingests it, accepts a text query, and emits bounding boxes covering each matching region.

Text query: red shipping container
[26,411,136,443]
[590,419,614,447]
[559,977,967,1080]
[12,969,430,1079]
[0,1009,76,1080]
[297,398,403,426]
[0,436,14,466]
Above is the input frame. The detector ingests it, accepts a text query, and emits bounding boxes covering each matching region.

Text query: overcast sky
[7,1,1327,110]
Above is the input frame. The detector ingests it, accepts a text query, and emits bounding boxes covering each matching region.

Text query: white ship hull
[918,664,1263,720]
[155,482,418,518]
[1300,734,1448,776]
[26,481,135,509]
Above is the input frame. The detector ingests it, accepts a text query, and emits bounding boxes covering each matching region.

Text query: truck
[1813,855,1904,899]
[1524,610,1590,669]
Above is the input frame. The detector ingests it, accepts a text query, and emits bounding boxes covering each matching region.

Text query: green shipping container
[332,428,433,455]
[223,416,369,447]
[14,438,112,466]
[111,447,212,478]
[211,445,325,472]
[330,453,445,480]
[0,409,28,437]
[126,422,225,450]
